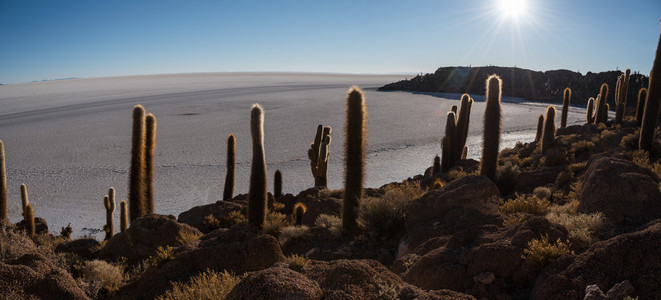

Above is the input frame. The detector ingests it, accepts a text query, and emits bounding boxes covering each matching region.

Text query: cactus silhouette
[25,203,35,238]
[61,224,72,240]
[636,88,648,126]
[561,88,571,128]
[248,104,267,228]
[451,105,457,114]
[535,114,544,142]
[0,140,6,225]
[293,202,306,226]
[455,94,473,160]
[343,86,367,234]
[120,200,128,232]
[274,170,282,198]
[129,105,146,221]
[480,75,502,182]
[145,113,157,214]
[639,31,661,152]
[441,111,457,173]
[308,125,323,183]
[308,125,332,187]
[432,155,441,176]
[223,134,236,201]
[104,188,116,240]
[461,146,468,159]
[20,183,29,217]
[615,102,625,125]
[541,106,557,153]
[596,84,609,124]
[586,98,595,124]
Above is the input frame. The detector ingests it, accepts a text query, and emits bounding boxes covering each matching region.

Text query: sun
[498,0,526,18]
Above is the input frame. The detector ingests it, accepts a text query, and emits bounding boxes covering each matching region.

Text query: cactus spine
[248,104,267,228]
[129,105,146,221]
[586,98,595,124]
[223,134,236,200]
[480,75,502,182]
[343,86,367,234]
[0,140,6,225]
[535,114,544,142]
[561,88,571,128]
[274,170,282,198]
[120,200,128,232]
[25,203,35,238]
[144,113,157,214]
[104,188,116,240]
[639,31,661,152]
[636,88,648,126]
[541,106,557,153]
[441,112,457,173]
[293,202,306,226]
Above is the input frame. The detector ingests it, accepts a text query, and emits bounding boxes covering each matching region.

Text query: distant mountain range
[378,66,649,106]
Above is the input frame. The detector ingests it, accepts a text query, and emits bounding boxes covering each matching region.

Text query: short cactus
[343,86,367,234]
[535,114,544,142]
[0,139,6,225]
[293,202,307,226]
[480,75,502,182]
[561,88,571,128]
[432,155,441,176]
[104,188,116,240]
[586,97,595,124]
[223,134,236,201]
[308,125,332,187]
[144,113,157,214]
[541,106,556,153]
[129,105,146,221]
[25,203,35,238]
[441,111,457,173]
[61,224,72,239]
[639,31,661,152]
[120,200,128,232]
[20,183,29,217]
[248,104,267,228]
[274,170,282,198]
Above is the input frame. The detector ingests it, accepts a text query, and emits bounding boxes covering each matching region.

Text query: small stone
[473,272,495,285]
[584,284,607,300]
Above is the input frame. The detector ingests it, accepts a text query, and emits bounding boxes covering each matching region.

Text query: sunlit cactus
[561,88,571,128]
[586,97,595,124]
[480,75,502,182]
[596,84,609,124]
[541,106,556,154]
[129,105,146,221]
[20,183,29,217]
[456,94,473,160]
[639,31,661,152]
[144,113,157,214]
[25,203,35,238]
[223,134,236,201]
[248,104,267,228]
[535,114,544,142]
[0,140,6,225]
[343,86,367,234]
[293,202,307,226]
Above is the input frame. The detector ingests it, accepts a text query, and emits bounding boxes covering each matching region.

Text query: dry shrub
[631,149,650,168]
[156,269,241,300]
[620,133,639,149]
[568,162,587,173]
[532,187,551,200]
[499,194,550,216]
[546,212,606,247]
[570,140,595,155]
[522,234,573,267]
[541,147,569,167]
[360,182,426,238]
[432,178,444,189]
[555,169,574,186]
[288,254,310,272]
[226,210,247,226]
[495,161,520,195]
[203,214,222,231]
[0,229,37,260]
[262,212,288,235]
[278,225,310,245]
[503,213,527,227]
[177,231,201,244]
[548,200,579,215]
[443,168,469,182]
[314,214,342,237]
[78,259,124,293]
[148,245,176,267]
[318,188,343,198]
[600,130,616,141]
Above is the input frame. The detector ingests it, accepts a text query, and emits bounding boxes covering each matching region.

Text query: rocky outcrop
[579,155,661,225]
[531,221,661,299]
[177,200,245,233]
[0,254,90,300]
[55,238,102,259]
[226,266,323,300]
[98,214,202,262]
[114,224,286,299]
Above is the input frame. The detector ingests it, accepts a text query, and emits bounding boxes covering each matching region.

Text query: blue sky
[1,0,660,84]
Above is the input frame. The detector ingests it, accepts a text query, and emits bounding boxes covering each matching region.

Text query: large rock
[531,221,661,299]
[299,196,342,225]
[516,166,564,194]
[114,224,286,299]
[98,214,202,262]
[579,155,661,225]
[177,200,245,233]
[405,175,500,251]
[55,238,102,259]
[226,266,323,300]
[0,254,90,300]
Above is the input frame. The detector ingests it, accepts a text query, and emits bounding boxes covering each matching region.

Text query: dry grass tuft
[156,269,241,300]
[314,214,342,237]
[226,210,247,226]
[360,181,426,238]
[78,259,124,295]
[262,211,288,235]
[278,225,310,245]
[499,194,551,216]
[532,187,552,200]
[522,234,573,267]
[288,254,310,272]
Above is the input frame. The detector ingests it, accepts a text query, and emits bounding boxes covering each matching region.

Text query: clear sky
[1,0,660,84]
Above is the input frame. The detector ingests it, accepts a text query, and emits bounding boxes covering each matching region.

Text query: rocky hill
[379,66,649,105]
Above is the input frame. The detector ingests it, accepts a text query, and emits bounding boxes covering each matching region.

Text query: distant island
[379,66,649,106]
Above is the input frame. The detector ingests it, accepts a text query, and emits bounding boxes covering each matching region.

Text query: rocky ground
[2,112,660,299]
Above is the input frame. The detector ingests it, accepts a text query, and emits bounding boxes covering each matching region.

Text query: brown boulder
[300,196,342,225]
[531,221,661,299]
[98,214,202,262]
[55,238,102,259]
[114,224,286,299]
[226,266,323,300]
[515,166,564,194]
[0,253,90,300]
[579,155,661,225]
[177,200,245,233]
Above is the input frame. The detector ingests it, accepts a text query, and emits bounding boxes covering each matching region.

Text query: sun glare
[499,0,526,18]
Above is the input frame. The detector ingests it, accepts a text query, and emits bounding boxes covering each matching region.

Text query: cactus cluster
[104,187,116,240]
[20,184,35,237]
[128,105,157,222]
[343,86,367,234]
[308,125,332,187]
[223,134,236,200]
[248,104,268,228]
[614,69,631,124]
[440,93,474,173]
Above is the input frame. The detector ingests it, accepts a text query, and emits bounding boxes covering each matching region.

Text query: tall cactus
[596,84,609,124]
[248,104,267,228]
[274,170,282,198]
[104,188,116,240]
[343,86,367,234]
[561,88,571,128]
[636,88,648,126]
[25,203,35,238]
[120,200,128,232]
[0,140,6,225]
[535,114,544,142]
[129,105,146,221]
[541,106,557,153]
[586,97,595,124]
[480,75,502,182]
[308,125,332,187]
[20,183,29,217]
[639,31,661,152]
[223,134,236,200]
[441,111,457,173]
[144,113,157,214]
[455,94,473,160]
